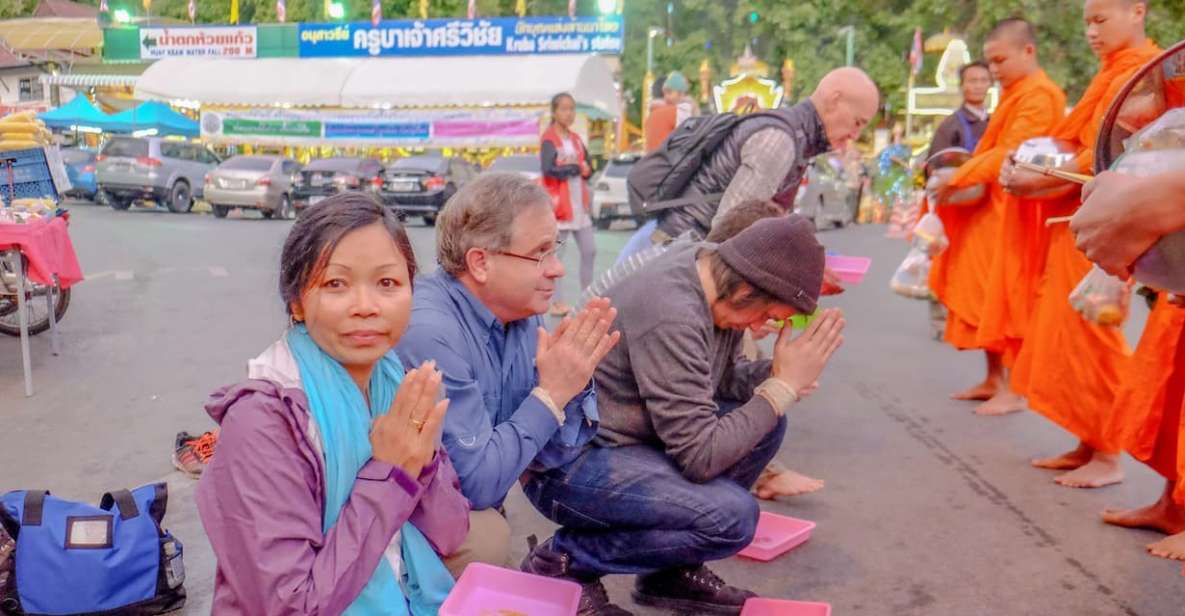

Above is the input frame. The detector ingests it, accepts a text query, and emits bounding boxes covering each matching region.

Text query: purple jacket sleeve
[196,391,469,616]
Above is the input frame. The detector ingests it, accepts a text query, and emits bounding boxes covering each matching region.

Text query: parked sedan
[61,147,98,201]
[591,153,640,229]
[291,157,385,215]
[204,155,301,220]
[486,154,542,182]
[379,155,478,226]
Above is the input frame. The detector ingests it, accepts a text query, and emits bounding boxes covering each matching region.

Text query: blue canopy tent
[37,96,119,132]
[106,101,199,138]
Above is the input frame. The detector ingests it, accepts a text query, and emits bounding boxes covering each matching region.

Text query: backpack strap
[100,490,140,521]
[21,491,46,527]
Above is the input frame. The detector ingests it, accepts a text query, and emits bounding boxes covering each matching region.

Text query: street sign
[297,16,623,58]
[140,26,258,60]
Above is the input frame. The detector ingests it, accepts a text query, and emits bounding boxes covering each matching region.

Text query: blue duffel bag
[0,483,185,615]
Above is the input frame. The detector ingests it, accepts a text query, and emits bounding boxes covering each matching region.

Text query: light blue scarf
[286,325,454,615]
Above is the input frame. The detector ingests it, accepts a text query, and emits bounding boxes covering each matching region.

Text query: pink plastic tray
[825,254,871,284]
[736,512,816,561]
[741,598,832,616]
[440,563,581,616]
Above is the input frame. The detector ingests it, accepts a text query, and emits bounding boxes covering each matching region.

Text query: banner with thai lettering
[140,26,257,59]
[200,108,544,147]
[297,16,624,58]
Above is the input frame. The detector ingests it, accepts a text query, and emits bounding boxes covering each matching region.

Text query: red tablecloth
[0,215,83,288]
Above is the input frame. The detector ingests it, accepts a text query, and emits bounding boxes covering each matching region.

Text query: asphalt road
[2,200,1183,615]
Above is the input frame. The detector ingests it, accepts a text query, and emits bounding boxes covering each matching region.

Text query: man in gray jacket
[622,67,878,259]
[522,216,846,615]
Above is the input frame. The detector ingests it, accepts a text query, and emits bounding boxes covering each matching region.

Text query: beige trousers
[442,508,512,579]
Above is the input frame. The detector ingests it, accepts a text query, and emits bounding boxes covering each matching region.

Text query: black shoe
[632,564,756,615]
[520,536,634,616]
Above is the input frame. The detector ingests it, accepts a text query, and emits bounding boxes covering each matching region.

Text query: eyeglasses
[493,240,564,269]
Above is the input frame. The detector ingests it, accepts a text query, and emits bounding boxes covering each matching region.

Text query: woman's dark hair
[279,191,417,316]
[550,92,575,124]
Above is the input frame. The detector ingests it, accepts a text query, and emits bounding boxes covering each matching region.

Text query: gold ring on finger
[411,418,426,431]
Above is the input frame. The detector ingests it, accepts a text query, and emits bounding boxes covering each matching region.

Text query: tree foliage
[11,0,1185,126]
[620,0,1185,125]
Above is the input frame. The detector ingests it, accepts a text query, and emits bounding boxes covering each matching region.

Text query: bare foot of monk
[974,390,1027,416]
[1103,503,1185,534]
[1032,442,1093,470]
[1104,481,1185,534]
[1054,452,1124,488]
[952,380,999,402]
[753,466,825,500]
[1147,531,1185,561]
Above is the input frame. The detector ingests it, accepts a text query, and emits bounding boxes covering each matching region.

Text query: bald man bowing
[622,67,879,257]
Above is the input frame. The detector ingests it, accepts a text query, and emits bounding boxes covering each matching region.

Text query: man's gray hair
[436,172,553,276]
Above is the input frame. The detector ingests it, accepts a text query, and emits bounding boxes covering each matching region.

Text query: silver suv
[96,137,221,212]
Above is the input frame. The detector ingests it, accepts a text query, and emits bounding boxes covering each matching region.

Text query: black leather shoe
[632,564,756,615]
[519,536,634,616]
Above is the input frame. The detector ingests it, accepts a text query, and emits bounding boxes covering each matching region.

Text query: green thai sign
[219,117,321,138]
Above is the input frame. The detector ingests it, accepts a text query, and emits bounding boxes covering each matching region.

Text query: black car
[292,157,384,214]
[379,155,479,226]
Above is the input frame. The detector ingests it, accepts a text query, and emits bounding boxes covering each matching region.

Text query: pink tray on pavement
[440,563,581,616]
[736,512,816,561]
[741,598,833,616]
[825,254,872,284]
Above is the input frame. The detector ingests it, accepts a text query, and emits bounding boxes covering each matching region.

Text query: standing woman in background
[541,92,596,317]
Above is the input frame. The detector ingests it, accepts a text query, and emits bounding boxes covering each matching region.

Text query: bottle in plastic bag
[890,246,933,300]
[911,212,949,257]
[1068,265,1132,327]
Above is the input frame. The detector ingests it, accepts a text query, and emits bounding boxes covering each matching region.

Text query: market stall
[0,113,81,397]
[132,54,620,165]
[106,100,199,137]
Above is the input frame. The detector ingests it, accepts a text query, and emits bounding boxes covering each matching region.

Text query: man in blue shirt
[397,172,621,610]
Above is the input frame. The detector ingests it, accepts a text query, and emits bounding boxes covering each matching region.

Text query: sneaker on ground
[520,536,634,616]
[632,564,756,615]
[172,430,218,478]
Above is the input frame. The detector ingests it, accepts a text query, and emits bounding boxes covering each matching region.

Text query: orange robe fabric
[974,83,1069,365]
[929,70,1066,350]
[1106,297,1185,506]
[1011,40,1161,452]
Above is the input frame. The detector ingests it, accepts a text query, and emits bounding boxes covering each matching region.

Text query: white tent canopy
[134,54,619,116]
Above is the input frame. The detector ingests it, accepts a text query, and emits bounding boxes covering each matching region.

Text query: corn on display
[0,111,52,151]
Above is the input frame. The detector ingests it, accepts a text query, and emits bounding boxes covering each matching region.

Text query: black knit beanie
[716,214,824,314]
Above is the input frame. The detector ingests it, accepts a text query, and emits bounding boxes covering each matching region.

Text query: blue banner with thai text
[297,16,624,58]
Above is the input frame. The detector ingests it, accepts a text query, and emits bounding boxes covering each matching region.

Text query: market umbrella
[106,101,199,138]
[37,95,118,131]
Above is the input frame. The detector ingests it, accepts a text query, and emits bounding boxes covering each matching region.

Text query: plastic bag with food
[911,211,949,257]
[890,246,933,300]
[1068,265,1132,327]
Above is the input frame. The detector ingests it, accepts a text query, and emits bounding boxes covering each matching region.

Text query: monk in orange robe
[1003,0,1160,489]
[929,19,1066,407]
[1073,145,1185,560]
[1100,297,1185,560]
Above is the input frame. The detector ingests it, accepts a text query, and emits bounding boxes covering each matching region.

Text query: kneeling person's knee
[695,485,760,558]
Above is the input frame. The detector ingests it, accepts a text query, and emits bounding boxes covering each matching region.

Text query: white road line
[208,266,229,278]
[114,270,134,281]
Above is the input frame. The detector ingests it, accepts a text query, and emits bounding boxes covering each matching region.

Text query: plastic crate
[0,147,60,206]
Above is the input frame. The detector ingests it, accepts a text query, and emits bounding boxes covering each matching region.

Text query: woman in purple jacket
[196,192,470,615]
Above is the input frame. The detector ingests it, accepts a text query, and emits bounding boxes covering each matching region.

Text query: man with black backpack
[623,67,880,258]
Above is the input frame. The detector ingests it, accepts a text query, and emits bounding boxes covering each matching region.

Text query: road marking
[208,266,229,278]
[114,270,134,281]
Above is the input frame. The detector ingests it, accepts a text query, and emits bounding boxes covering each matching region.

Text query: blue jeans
[522,405,787,578]
[614,219,658,266]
